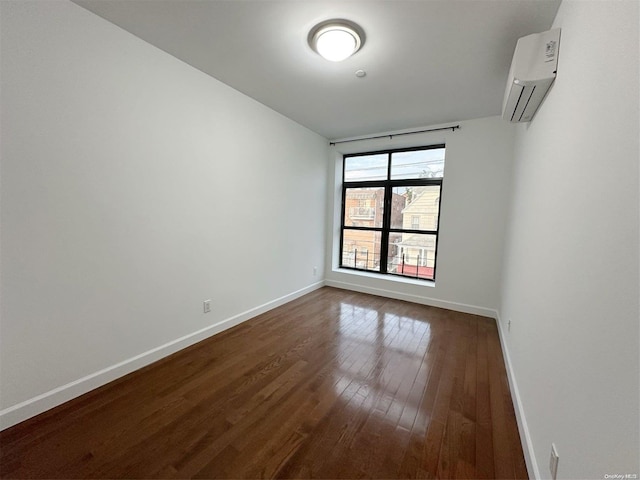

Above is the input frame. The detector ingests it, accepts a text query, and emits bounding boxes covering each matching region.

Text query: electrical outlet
[549,443,559,480]
[203,299,211,313]
[313,266,318,276]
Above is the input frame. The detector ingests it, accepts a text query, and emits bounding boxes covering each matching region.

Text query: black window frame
[339,144,445,282]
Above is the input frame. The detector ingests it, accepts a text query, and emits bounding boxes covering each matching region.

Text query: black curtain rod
[329,124,460,146]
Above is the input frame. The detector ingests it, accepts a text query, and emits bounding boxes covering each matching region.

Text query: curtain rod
[329,124,460,146]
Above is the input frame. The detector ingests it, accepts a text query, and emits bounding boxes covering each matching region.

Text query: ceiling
[72,0,561,140]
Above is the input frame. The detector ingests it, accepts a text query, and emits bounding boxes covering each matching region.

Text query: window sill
[332,267,436,288]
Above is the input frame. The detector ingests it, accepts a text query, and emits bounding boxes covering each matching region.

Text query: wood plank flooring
[0,287,528,479]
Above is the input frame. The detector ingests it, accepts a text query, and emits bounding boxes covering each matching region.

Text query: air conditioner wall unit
[502,28,561,123]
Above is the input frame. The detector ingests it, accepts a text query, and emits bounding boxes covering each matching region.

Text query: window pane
[344,154,388,181]
[390,185,441,230]
[344,187,384,228]
[387,233,437,280]
[390,148,445,179]
[342,229,381,271]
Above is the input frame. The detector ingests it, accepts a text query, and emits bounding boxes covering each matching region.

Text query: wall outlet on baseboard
[549,443,559,480]
[203,299,211,313]
[313,266,318,276]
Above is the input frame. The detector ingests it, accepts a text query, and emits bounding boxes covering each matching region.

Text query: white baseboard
[495,311,540,480]
[325,278,497,318]
[0,281,325,431]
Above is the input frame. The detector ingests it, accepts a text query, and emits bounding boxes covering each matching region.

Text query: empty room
[0,0,638,479]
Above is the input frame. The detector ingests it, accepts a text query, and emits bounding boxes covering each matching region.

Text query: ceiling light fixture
[308,19,365,62]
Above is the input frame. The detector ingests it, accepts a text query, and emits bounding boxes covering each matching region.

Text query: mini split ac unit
[502,28,561,123]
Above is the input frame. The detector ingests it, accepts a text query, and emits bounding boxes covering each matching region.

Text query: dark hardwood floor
[0,287,527,479]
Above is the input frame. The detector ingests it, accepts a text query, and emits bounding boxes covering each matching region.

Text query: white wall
[499,1,639,478]
[0,0,328,428]
[325,116,515,316]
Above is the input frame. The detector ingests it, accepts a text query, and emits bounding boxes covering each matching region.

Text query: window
[340,145,445,281]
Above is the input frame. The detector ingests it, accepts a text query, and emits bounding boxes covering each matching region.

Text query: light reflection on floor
[332,300,434,427]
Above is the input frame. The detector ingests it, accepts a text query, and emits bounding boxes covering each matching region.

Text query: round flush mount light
[308,19,365,62]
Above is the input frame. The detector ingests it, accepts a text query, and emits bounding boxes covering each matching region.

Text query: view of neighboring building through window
[340,145,445,281]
